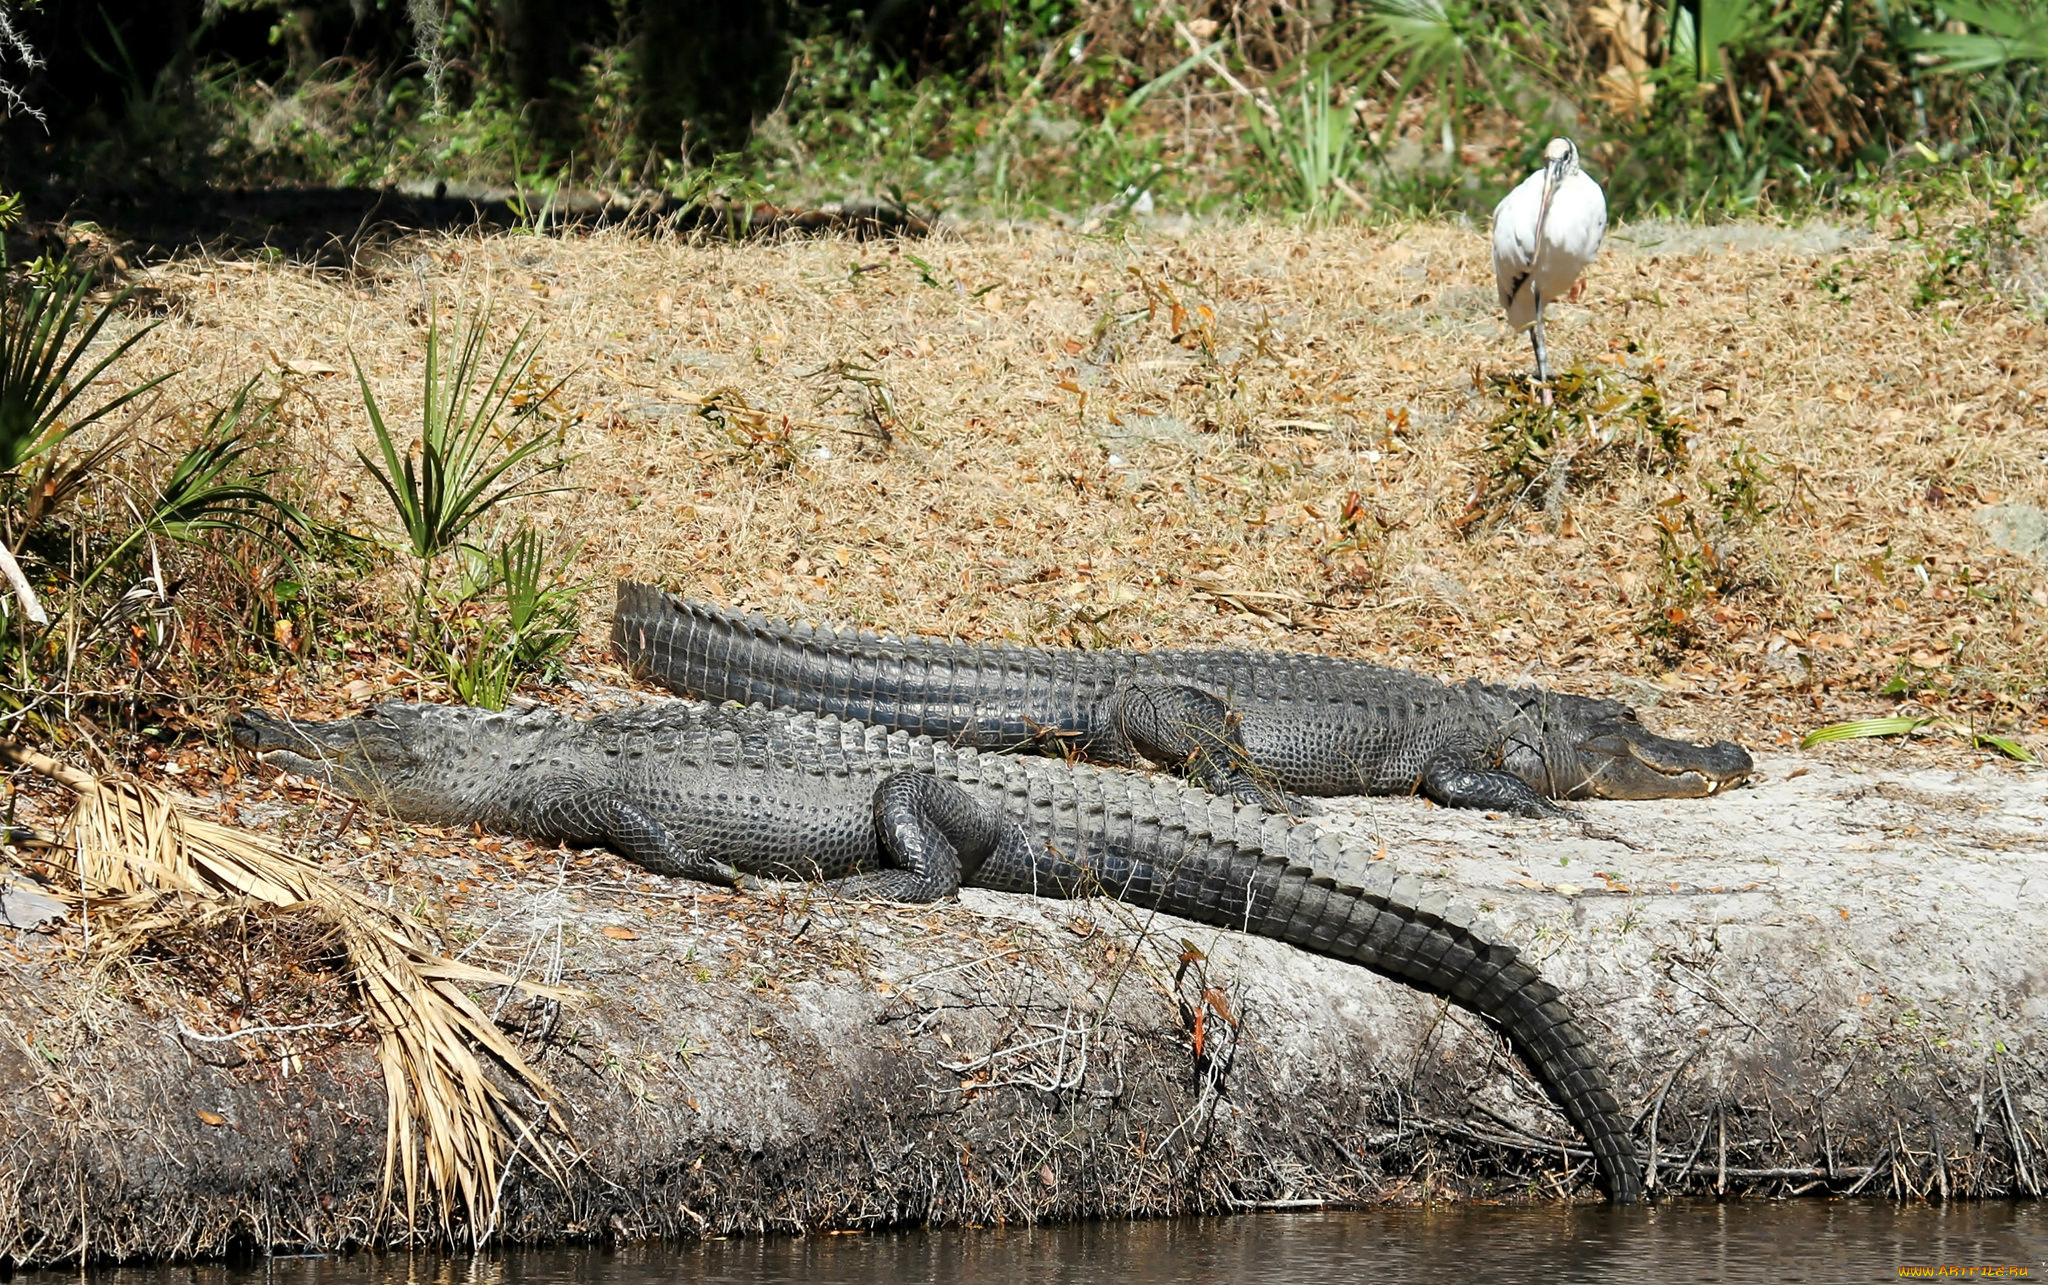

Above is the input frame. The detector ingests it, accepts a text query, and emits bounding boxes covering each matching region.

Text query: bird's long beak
[1534,159,1564,254]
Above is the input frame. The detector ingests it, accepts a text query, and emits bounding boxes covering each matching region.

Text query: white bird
[1492,137,1607,383]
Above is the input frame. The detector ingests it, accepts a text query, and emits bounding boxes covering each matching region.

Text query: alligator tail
[611,582,1107,748]
[613,581,800,708]
[1250,862,1640,1201]
[1097,811,1643,1202]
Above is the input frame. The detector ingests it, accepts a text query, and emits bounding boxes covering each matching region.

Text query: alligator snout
[1575,722,1754,800]
[231,710,310,755]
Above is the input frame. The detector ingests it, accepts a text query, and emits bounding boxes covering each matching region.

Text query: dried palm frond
[0,740,572,1241]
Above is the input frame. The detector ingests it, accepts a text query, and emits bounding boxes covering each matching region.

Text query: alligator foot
[1420,754,1573,818]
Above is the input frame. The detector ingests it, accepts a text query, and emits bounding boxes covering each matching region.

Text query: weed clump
[1916,167,2048,315]
[1,250,321,744]
[1456,361,1691,535]
[1641,440,1785,651]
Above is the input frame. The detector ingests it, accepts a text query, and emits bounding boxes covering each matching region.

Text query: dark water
[78,1203,2048,1285]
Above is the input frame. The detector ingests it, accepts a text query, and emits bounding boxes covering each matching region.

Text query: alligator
[232,698,1645,1202]
[611,582,1753,817]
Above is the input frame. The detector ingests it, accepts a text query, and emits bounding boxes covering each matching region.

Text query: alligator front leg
[1418,747,1571,819]
[1110,679,1313,816]
[529,784,746,886]
[836,772,1038,902]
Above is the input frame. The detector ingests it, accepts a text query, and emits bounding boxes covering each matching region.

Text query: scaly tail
[1118,832,1642,1201]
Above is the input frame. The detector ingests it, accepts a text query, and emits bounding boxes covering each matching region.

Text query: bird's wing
[1491,174,1543,318]
[1562,171,1607,261]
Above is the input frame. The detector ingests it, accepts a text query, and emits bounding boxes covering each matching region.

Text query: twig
[1841,1143,1893,1196]
[1330,174,1374,213]
[0,741,97,794]
[1666,961,1766,1038]
[1417,1116,1594,1162]
[1997,1058,2040,1196]
[1638,1043,1702,1192]
[1716,1102,1727,1197]
[1172,20,1281,129]
[1717,1166,1874,1181]
[1667,1108,1715,1190]
[174,1015,366,1043]
[1929,1109,1949,1201]
[899,948,1024,984]
[0,539,47,625]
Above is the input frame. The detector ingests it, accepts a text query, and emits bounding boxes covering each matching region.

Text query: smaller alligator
[233,698,1644,1202]
[612,583,1752,816]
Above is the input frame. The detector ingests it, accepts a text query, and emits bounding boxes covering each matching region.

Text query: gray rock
[1976,502,2048,565]
[0,877,67,930]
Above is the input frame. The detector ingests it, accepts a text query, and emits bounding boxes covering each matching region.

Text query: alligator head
[1565,709,1753,799]
[1495,692,1754,801]
[230,703,508,821]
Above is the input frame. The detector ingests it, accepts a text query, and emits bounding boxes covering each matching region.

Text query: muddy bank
[1,749,2042,1264]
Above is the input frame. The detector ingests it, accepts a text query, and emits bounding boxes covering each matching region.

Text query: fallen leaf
[1202,986,1237,1026]
[601,925,640,940]
[1553,883,1584,897]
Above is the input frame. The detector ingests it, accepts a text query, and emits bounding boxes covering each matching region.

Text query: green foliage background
[0,0,2043,218]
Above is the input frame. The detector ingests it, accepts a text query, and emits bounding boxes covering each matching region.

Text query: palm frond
[0,740,573,1238]
[1903,0,2048,73]
[0,266,169,475]
[1800,715,2037,762]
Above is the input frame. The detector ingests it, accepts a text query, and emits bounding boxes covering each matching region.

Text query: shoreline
[3,745,2040,1265]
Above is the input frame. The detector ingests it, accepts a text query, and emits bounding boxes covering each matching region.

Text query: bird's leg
[1530,286,1550,387]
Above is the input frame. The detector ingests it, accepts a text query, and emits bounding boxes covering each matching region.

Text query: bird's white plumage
[1491,144,1607,331]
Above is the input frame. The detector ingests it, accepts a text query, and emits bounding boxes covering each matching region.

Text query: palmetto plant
[0,261,167,629]
[1667,0,1763,83]
[431,523,585,709]
[1246,67,1363,215]
[1341,0,1522,159]
[356,306,579,694]
[1903,0,2048,72]
[355,308,569,598]
[0,265,167,479]
[73,384,313,599]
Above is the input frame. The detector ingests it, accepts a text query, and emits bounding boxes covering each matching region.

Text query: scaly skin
[232,698,1645,1202]
[612,583,1753,816]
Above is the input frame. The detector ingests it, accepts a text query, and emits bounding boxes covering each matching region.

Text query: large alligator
[612,583,1752,816]
[233,698,1644,1202]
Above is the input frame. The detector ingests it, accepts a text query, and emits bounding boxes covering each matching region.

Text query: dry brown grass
[119,215,2048,754]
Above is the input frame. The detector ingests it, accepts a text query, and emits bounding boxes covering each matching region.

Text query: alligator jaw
[1573,720,1755,800]
[230,708,410,791]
